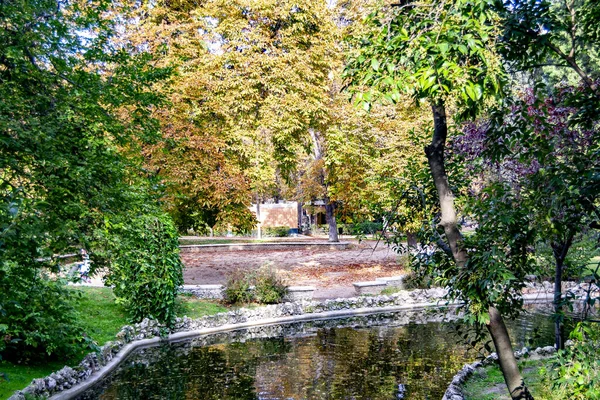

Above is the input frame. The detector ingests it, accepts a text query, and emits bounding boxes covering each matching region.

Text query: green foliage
[349,221,383,235]
[546,322,600,399]
[535,231,600,280]
[102,212,184,327]
[224,270,255,305]
[345,0,505,117]
[0,0,172,362]
[411,183,536,325]
[224,267,287,305]
[0,264,92,363]
[253,267,288,304]
[263,226,291,237]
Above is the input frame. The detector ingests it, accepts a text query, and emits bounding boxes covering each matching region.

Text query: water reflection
[83,306,556,400]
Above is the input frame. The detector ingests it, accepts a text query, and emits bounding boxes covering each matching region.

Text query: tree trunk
[297,202,304,234]
[488,307,534,400]
[425,102,530,400]
[551,236,573,350]
[256,194,262,239]
[325,199,339,242]
[424,103,467,267]
[406,231,418,247]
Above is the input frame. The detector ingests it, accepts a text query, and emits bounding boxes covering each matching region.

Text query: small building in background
[250,201,301,235]
[250,200,329,236]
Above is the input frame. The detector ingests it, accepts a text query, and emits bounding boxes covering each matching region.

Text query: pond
[80,306,556,400]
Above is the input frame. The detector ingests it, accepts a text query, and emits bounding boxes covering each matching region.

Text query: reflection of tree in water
[84,309,555,400]
[97,338,296,400]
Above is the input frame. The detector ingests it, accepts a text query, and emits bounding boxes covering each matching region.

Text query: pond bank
[8,285,561,400]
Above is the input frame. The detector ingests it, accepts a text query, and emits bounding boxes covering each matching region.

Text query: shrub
[264,226,290,237]
[0,263,93,362]
[254,267,288,304]
[349,221,384,235]
[224,269,255,304]
[224,266,287,305]
[103,212,183,327]
[544,322,600,399]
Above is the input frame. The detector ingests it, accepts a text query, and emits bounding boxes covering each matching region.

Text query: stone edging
[179,241,351,252]
[441,346,557,400]
[8,287,562,400]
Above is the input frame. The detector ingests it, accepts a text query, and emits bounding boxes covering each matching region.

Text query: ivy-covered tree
[344,1,536,398]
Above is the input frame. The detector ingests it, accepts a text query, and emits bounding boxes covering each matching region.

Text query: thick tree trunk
[424,103,467,267]
[488,307,534,400]
[325,200,339,242]
[551,236,573,350]
[425,102,530,400]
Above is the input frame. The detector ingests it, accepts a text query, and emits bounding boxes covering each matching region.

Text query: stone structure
[284,286,316,301]
[8,281,596,400]
[180,285,224,300]
[352,281,388,295]
[376,275,406,289]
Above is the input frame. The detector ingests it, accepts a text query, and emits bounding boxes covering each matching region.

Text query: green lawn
[0,287,227,399]
[463,358,556,400]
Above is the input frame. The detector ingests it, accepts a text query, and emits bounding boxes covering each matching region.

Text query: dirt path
[181,242,406,299]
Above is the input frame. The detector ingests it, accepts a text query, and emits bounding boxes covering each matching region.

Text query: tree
[130,0,344,238]
[0,0,180,360]
[344,1,535,398]
[456,84,600,349]
[493,0,600,348]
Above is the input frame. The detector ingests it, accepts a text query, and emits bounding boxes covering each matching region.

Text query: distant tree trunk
[425,102,532,400]
[325,199,339,242]
[256,194,262,239]
[406,232,418,247]
[551,235,574,350]
[297,202,304,234]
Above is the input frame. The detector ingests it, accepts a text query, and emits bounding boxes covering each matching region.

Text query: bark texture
[325,200,339,242]
[488,307,534,400]
[551,235,573,350]
[424,103,467,267]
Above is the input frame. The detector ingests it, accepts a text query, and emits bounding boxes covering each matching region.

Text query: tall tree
[131,0,342,237]
[344,1,534,398]
[0,0,180,360]
[495,0,600,348]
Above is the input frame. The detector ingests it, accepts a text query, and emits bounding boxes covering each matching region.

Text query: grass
[463,357,556,400]
[380,286,403,295]
[0,287,227,399]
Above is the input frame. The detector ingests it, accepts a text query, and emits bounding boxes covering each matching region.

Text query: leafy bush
[254,267,288,304]
[224,269,255,304]
[349,221,383,235]
[264,226,290,237]
[224,267,287,305]
[103,212,183,327]
[543,322,600,399]
[0,263,92,362]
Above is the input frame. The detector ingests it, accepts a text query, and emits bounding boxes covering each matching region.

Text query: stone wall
[9,288,450,400]
[442,346,557,400]
[8,281,598,400]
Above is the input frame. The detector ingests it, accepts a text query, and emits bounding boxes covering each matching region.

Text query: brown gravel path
[181,242,407,299]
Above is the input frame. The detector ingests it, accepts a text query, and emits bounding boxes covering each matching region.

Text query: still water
[81,306,556,400]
